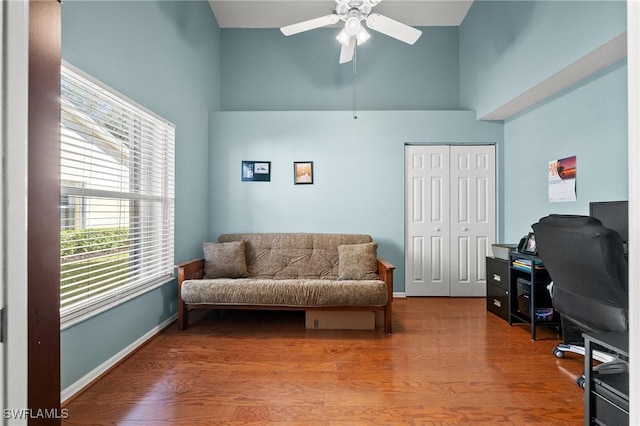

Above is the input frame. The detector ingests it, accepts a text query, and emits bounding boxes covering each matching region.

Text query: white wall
[2,0,29,423]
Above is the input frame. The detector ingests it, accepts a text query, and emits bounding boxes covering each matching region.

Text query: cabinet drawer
[486,257,508,290]
[592,390,628,425]
[487,282,509,322]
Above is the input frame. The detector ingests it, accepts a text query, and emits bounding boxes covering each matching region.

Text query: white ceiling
[208,0,474,28]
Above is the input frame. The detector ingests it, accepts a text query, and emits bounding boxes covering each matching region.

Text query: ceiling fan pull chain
[353,44,358,120]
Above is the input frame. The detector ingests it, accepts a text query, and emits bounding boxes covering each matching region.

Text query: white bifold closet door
[405,145,496,297]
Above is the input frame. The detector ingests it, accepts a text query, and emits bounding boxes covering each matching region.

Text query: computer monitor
[589,200,628,243]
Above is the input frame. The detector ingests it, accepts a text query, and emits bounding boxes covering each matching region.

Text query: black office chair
[532,215,628,385]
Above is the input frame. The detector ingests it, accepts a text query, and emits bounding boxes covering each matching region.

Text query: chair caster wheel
[576,376,585,388]
[552,348,565,358]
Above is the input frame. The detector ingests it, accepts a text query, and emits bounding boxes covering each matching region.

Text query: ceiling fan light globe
[336,29,351,46]
[356,27,371,44]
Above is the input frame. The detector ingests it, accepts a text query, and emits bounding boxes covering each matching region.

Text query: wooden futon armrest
[377,258,395,334]
[176,258,205,285]
[176,258,204,331]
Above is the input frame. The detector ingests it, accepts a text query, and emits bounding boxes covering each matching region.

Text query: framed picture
[520,232,537,255]
[242,161,271,182]
[294,161,313,185]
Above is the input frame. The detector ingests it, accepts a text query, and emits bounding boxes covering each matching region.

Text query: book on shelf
[512,258,544,271]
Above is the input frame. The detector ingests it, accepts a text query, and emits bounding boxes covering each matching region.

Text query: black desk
[583,332,629,426]
[507,252,559,340]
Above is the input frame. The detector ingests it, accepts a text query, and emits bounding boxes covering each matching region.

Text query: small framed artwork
[242,161,271,182]
[520,232,537,255]
[294,161,313,185]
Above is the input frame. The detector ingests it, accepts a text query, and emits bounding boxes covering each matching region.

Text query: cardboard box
[305,310,375,330]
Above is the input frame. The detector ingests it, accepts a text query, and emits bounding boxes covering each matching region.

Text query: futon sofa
[176,233,395,334]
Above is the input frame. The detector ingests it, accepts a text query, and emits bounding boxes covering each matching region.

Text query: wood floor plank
[62,298,585,425]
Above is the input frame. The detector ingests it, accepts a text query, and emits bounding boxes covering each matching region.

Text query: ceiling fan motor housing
[335,0,380,18]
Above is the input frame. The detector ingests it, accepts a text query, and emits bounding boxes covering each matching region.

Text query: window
[60,62,175,325]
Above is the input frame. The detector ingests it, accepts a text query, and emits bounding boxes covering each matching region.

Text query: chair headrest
[534,214,601,229]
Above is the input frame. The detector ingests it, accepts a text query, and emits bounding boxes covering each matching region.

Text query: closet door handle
[461,227,468,232]
[435,228,441,232]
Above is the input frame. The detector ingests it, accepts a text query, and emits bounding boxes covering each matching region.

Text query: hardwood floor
[62,298,585,425]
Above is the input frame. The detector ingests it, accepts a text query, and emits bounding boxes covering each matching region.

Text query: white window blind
[60,62,175,325]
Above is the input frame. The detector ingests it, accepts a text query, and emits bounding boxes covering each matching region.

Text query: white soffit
[481,32,628,121]
[209,0,474,28]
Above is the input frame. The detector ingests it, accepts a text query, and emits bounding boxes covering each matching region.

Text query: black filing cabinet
[584,332,629,426]
[486,257,509,321]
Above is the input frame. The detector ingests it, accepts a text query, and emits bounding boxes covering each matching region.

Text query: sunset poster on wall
[549,155,576,202]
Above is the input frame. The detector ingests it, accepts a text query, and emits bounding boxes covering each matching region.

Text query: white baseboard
[61,313,177,403]
[393,292,407,298]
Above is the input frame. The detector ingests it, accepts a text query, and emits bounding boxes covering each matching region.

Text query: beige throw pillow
[338,242,379,280]
[203,241,248,279]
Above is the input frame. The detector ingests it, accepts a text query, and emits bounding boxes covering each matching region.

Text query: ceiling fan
[280,0,422,64]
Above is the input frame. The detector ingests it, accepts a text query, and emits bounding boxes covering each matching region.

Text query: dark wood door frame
[28,0,61,423]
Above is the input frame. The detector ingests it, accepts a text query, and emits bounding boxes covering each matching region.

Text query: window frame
[60,61,175,329]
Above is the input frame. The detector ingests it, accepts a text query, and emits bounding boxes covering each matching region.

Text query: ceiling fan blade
[281,14,340,36]
[365,13,422,45]
[339,37,356,64]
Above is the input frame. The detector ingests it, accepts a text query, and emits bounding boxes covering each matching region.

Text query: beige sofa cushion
[181,278,388,306]
[338,242,379,280]
[218,233,373,279]
[203,241,248,279]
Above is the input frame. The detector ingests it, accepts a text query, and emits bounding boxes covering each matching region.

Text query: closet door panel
[405,145,450,296]
[450,145,495,297]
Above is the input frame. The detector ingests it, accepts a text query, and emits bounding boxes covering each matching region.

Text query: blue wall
[221,27,460,110]
[502,61,628,241]
[61,0,220,391]
[460,0,627,118]
[209,111,503,291]
[460,0,628,243]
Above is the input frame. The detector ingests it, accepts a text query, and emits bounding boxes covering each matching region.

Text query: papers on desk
[512,258,544,272]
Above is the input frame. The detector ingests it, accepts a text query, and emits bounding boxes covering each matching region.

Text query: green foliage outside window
[61,226,129,258]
